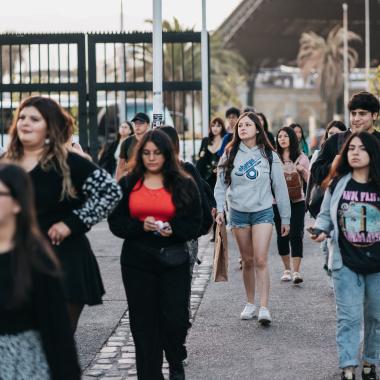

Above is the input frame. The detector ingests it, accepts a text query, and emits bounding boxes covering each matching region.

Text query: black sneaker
[169,364,185,380]
[362,365,378,380]
[341,371,355,380]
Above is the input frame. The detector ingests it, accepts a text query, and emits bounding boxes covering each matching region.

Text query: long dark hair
[208,117,227,142]
[323,120,347,143]
[276,126,301,163]
[221,112,274,185]
[6,96,76,199]
[0,163,59,307]
[322,132,380,191]
[128,129,198,215]
[289,123,307,144]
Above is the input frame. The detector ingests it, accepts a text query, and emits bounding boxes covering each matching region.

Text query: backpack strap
[265,148,274,196]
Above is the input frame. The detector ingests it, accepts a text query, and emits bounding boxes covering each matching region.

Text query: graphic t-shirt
[337,179,380,274]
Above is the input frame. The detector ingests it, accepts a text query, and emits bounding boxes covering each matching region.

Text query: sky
[0,0,241,33]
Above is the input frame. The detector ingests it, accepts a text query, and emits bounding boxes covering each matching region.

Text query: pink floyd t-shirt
[337,179,380,274]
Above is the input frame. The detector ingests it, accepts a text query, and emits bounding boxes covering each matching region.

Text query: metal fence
[0,31,208,161]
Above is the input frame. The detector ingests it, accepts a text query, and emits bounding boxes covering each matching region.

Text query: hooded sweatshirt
[214,143,291,224]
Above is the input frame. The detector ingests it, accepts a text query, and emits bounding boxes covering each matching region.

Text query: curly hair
[5,96,76,199]
[220,112,274,186]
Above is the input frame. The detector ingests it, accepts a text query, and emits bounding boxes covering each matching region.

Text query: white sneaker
[240,303,256,320]
[281,270,292,282]
[258,307,272,325]
[293,272,303,284]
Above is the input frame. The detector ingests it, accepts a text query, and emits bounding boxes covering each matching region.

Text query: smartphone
[306,227,329,237]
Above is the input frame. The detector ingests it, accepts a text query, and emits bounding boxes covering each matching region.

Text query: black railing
[0,32,208,161]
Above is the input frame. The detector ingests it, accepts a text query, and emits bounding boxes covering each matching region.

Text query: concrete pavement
[76,220,343,379]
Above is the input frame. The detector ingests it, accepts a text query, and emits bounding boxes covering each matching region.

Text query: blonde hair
[6,96,77,199]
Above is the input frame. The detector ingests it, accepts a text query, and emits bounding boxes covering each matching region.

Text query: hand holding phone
[307,227,329,238]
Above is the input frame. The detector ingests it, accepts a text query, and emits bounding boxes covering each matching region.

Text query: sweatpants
[121,258,191,380]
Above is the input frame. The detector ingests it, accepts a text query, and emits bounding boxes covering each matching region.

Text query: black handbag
[306,183,325,219]
[155,243,189,267]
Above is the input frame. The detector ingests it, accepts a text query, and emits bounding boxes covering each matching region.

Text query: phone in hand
[306,227,329,237]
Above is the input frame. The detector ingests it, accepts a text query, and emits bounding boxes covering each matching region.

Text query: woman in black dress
[196,117,227,190]
[0,163,80,380]
[4,96,122,330]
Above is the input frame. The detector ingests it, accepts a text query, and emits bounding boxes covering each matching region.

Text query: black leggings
[273,201,305,258]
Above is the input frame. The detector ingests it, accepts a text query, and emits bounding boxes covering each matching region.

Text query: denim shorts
[229,207,274,228]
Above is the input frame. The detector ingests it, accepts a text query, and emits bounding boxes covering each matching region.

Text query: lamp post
[343,3,349,126]
[365,0,370,90]
[152,0,163,128]
[201,0,210,136]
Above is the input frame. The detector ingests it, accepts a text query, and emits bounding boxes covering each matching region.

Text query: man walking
[115,112,150,181]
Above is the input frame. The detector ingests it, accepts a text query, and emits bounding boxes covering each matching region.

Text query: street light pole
[201,0,209,137]
[365,0,370,90]
[343,3,349,126]
[152,0,163,128]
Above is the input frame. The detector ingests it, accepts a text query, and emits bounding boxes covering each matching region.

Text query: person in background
[196,117,227,190]
[217,107,240,157]
[290,123,310,157]
[274,126,309,284]
[310,132,380,380]
[309,120,347,168]
[257,112,276,148]
[4,96,122,331]
[115,112,150,181]
[0,163,80,380]
[99,121,134,175]
[108,129,202,380]
[214,112,290,325]
[0,145,5,156]
[311,92,380,188]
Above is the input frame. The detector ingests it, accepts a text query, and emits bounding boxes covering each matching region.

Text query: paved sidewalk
[185,228,339,380]
[83,235,214,380]
[78,221,343,380]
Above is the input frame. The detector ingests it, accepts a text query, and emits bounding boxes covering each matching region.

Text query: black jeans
[121,253,191,380]
[273,201,305,258]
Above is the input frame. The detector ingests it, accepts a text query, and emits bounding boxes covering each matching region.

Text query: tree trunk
[326,101,335,124]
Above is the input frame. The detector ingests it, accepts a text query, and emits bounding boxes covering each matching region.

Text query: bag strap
[337,132,347,152]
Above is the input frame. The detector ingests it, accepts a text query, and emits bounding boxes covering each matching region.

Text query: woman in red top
[108,129,202,380]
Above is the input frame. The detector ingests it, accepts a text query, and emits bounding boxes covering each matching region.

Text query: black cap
[131,112,150,124]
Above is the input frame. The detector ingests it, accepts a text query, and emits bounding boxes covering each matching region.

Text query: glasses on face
[0,191,11,197]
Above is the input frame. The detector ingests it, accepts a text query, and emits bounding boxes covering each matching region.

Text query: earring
[44,138,50,145]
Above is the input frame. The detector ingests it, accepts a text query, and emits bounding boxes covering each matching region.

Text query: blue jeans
[332,265,380,368]
[229,207,274,228]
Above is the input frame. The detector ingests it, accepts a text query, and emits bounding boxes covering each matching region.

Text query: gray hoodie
[214,143,291,224]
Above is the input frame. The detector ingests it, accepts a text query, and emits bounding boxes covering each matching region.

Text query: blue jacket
[314,173,352,271]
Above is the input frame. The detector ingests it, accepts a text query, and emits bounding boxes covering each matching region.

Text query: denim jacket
[314,173,352,271]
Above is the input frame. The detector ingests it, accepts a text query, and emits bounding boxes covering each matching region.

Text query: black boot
[362,365,378,380]
[169,363,185,380]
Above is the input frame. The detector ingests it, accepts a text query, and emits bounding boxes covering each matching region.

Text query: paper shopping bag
[213,223,228,282]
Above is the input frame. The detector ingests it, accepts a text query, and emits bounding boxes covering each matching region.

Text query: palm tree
[297,25,361,122]
[131,18,247,120]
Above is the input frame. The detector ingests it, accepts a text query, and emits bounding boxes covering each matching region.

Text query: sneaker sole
[258,318,271,326]
[281,278,291,282]
[240,314,256,320]
[293,278,303,284]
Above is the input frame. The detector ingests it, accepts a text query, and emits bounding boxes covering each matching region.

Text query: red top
[129,181,176,222]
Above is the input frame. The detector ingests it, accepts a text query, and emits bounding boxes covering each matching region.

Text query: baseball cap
[131,112,150,124]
